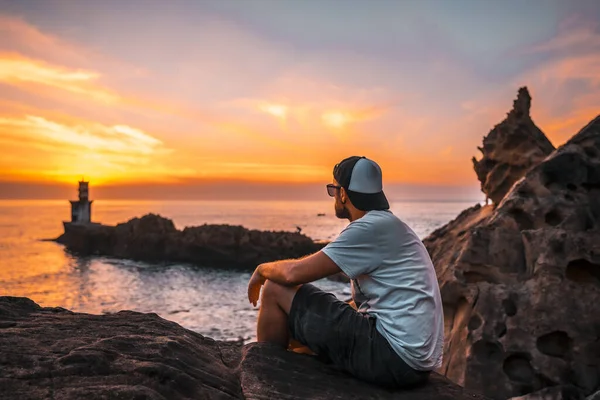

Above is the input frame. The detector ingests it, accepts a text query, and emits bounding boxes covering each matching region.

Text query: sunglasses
[326,184,342,197]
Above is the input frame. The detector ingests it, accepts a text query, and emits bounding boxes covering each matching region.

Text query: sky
[0,0,599,200]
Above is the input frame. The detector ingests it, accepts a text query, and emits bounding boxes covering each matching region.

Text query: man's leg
[256,280,300,346]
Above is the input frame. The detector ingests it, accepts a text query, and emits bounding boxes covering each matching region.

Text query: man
[247,156,444,388]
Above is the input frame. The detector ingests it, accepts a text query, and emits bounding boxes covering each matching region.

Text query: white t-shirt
[322,210,444,371]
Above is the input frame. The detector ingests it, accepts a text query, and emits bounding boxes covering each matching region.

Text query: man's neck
[348,209,367,222]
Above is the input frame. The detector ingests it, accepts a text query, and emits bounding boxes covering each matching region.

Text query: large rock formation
[55,214,324,270]
[425,91,600,399]
[0,296,489,399]
[472,87,555,205]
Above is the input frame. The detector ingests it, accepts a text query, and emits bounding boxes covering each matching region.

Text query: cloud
[0,14,84,65]
[0,14,140,74]
[528,16,600,55]
[519,53,600,143]
[201,161,330,182]
[229,72,396,135]
[531,27,600,53]
[0,53,119,103]
[258,103,288,119]
[458,17,600,147]
[0,115,194,184]
[0,115,164,154]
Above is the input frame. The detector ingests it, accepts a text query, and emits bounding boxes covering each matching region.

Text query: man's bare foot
[288,338,316,355]
[289,345,316,355]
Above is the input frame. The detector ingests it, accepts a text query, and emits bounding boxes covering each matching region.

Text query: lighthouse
[69,181,93,224]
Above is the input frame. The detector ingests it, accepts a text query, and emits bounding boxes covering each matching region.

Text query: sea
[0,199,476,342]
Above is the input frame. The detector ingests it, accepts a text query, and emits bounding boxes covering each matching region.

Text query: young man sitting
[247,156,444,388]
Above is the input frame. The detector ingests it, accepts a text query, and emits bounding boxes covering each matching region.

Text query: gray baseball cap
[333,156,390,211]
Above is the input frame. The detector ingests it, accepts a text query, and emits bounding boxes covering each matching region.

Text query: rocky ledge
[472,87,555,206]
[424,88,600,399]
[54,215,324,270]
[0,296,488,400]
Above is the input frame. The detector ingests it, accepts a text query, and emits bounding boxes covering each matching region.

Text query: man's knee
[261,280,301,314]
[261,280,283,301]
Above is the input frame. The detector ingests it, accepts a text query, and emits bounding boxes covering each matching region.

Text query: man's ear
[340,187,347,204]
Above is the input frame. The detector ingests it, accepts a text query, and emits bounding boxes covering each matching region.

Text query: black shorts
[288,283,430,389]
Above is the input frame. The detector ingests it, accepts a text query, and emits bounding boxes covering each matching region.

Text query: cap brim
[347,190,389,211]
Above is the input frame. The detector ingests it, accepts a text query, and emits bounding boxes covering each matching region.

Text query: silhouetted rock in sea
[472,87,555,206]
[424,88,600,399]
[54,214,324,269]
[0,296,489,400]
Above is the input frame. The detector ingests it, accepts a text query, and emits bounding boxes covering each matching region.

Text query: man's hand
[248,266,267,307]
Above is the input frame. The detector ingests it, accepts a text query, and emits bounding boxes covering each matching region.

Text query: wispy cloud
[229,73,396,133]
[0,115,194,184]
[459,17,600,147]
[0,53,119,103]
[201,162,330,182]
[520,23,600,142]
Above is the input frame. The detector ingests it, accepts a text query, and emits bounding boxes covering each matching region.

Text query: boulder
[425,95,600,399]
[0,296,489,399]
[588,390,600,400]
[472,87,555,205]
[508,385,586,400]
[55,214,324,270]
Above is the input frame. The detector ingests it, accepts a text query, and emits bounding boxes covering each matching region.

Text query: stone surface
[588,390,600,400]
[508,385,586,400]
[425,106,600,399]
[55,214,324,270]
[472,87,555,205]
[0,296,489,400]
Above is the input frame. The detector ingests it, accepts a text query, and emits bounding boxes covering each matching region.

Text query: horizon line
[0,197,484,203]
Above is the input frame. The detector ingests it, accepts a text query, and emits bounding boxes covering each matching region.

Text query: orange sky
[0,1,598,200]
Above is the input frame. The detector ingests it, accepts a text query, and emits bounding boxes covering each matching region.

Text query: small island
[54,189,325,269]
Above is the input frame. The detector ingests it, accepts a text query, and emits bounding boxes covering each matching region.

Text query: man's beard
[335,201,351,220]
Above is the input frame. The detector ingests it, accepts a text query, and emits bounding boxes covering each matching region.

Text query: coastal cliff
[424,88,600,399]
[0,296,488,400]
[55,215,324,269]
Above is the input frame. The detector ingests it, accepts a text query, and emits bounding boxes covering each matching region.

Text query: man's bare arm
[258,251,341,286]
[247,251,342,306]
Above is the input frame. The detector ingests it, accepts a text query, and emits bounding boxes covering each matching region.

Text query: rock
[55,214,325,270]
[0,296,489,400]
[241,342,487,400]
[425,102,600,399]
[472,87,555,205]
[588,390,600,400]
[508,385,586,400]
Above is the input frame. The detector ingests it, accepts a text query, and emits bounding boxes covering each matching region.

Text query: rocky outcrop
[0,296,489,399]
[55,214,324,270]
[425,95,600,399]
[472,87,555,205]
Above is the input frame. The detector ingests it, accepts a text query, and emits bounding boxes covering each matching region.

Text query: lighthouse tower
[69,181,93,224]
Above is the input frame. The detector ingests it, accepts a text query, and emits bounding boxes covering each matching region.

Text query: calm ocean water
[0,199,476,342]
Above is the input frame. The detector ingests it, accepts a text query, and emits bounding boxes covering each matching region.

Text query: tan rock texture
[425,102,600,399]
[472,87,555,205]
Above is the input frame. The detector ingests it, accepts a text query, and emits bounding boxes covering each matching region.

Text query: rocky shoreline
[54,215,325,270]
[0,296,489,399]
